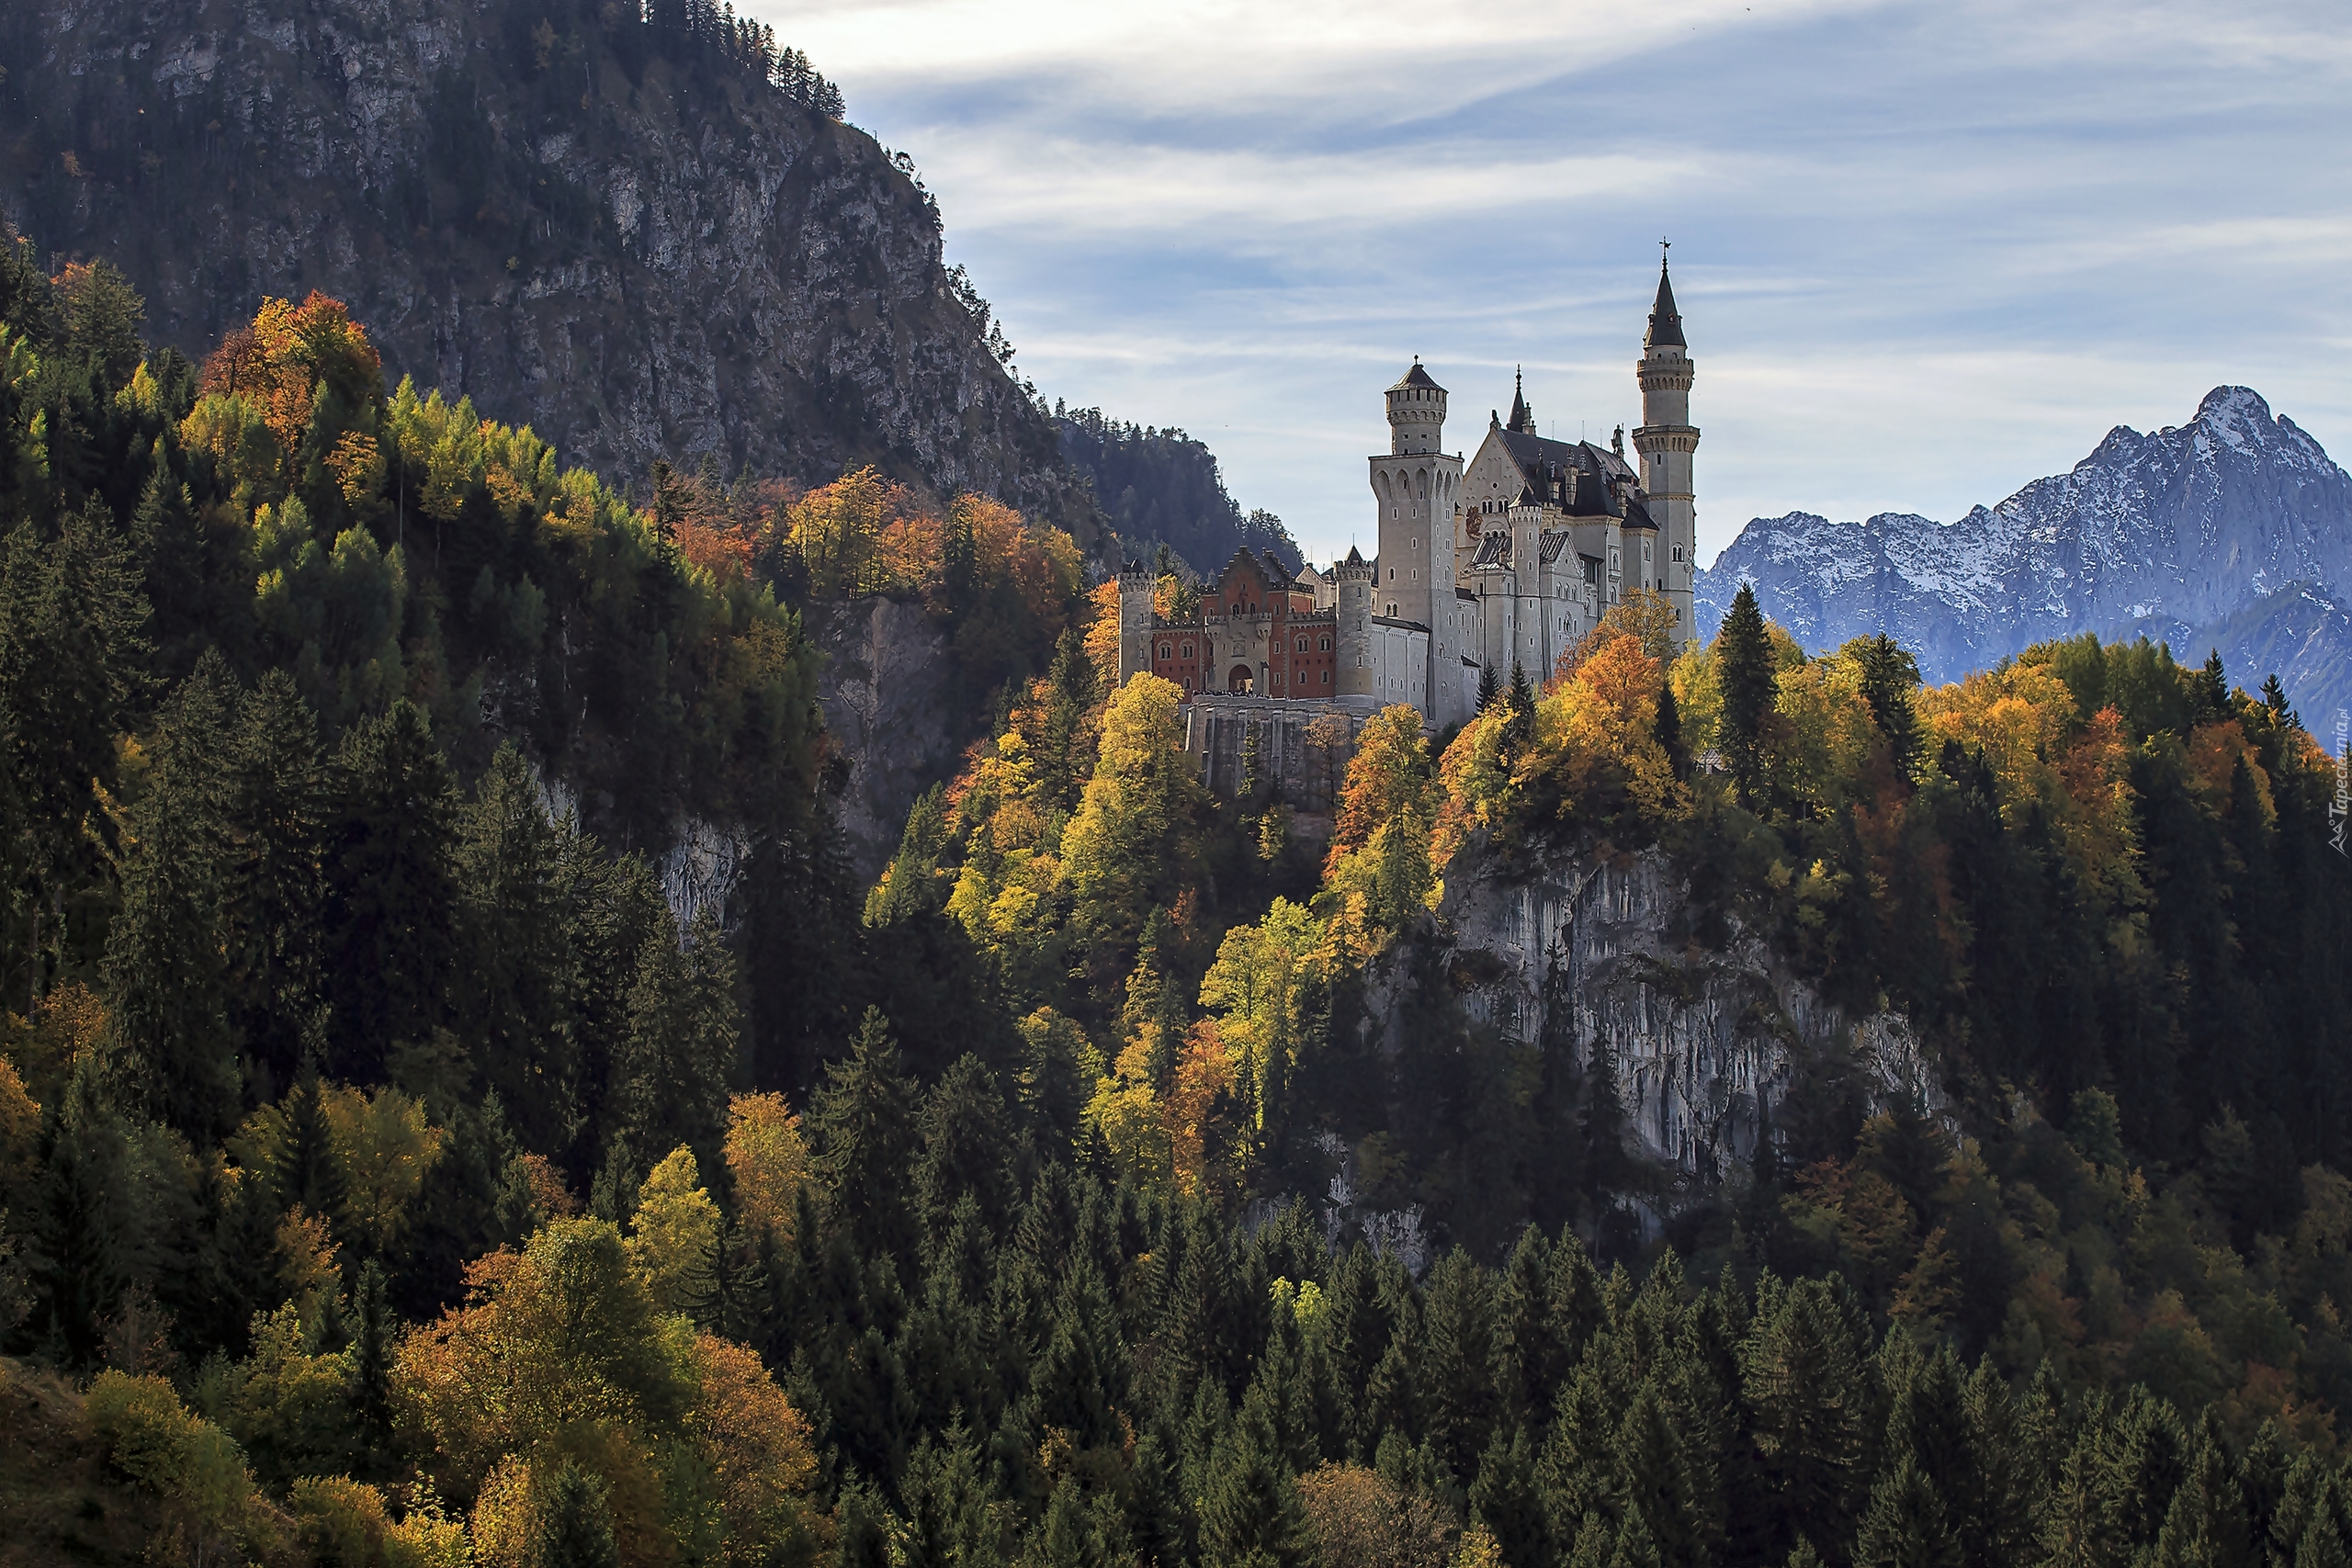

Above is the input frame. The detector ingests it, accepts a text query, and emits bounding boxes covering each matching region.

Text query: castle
[1115,260,1698,795]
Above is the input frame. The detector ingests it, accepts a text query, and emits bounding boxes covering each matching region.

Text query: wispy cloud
[749,0,2352,565]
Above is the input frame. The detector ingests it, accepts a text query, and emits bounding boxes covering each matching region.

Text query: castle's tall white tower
[1370,360,1467,724]
[1630,256,1700,649]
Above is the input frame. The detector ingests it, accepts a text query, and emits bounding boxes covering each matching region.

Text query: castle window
[1321,671,1330,685]
[1159,643,1172,660]
[1182,643,1193,659]
[1671,546,1683,562]
[1319,637,1330,650]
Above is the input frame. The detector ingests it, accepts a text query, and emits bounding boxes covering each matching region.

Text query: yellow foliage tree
[723,1092,811,1247]
[628,1146,721,1318]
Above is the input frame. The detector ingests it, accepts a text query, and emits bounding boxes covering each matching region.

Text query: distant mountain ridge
[1696,387,2352,718]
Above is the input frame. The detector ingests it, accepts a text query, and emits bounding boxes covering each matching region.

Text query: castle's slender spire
[1507,366,1535,434]
[1645,254,1686,350]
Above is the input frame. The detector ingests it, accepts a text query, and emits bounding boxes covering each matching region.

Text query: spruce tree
[102,655,237,1138]
[810,1008,919,1269]
[225,671,327,1101]
[322,701,458,1087]
[533,1461,621,1568]
[1477,661,1500,714]
[1852,633,1921,777]
[1200,1384,1313,1568]
[1716,581,1775,807]
[1655,674,1687,778]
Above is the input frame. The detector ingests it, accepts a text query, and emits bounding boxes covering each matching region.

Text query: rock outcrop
[1362,832,1939,1225]
[2,0,1093,530]
[811,595,959,883]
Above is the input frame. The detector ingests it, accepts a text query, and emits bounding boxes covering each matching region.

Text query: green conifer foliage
[811,1008,920,1269]
[1715,581,1775,805]
[534,1461,622,1568]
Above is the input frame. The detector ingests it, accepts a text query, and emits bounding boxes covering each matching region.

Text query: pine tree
[1200,1383,1313,1568]
[1477,662,1500,714]
[1716,582,1775,807]
[1854,1455,1960,1568]
[321,701,458,1086]
[1655,674,1688,778]
[534,1461,621,1568]
[914,1055,1017,1242]
[1740,1278,1873,1560]
[348,1258,395,1477]
[1852,633,1922,776]
[810,1008,920,1269]
[101,655,237,1138]
[2194,649,2231,719]
[225,671,327,1101]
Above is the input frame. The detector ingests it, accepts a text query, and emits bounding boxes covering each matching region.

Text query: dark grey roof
[1538,532,1571,566]
[1493,429,1642,518]
[1388,360,1444,393]
[1471,534,1513,570]
[1455,586,1478,602]
[1372,615,1430,633]
[1645,262,1686,350]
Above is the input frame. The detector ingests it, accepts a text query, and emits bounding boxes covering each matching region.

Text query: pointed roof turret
[1507,367,1536,434]
[1388,358,1443,392]
[1645,256,1686,350]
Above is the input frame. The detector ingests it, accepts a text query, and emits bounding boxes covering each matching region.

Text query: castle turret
[1631,254,1700,649]
[1506,367,1535,435]
[1115,560,1156,684]
[1370,362,1468,724]
[1334,547,1376,701]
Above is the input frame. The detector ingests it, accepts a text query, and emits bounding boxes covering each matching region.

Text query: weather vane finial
[1660,236,1671,268]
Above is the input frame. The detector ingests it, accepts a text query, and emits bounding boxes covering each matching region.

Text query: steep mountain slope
[1697,387,2352,714]
[0,0,1092,532]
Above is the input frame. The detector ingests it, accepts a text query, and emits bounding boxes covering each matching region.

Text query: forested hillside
[1057,408,1297,577]
[7,237,2352,1568]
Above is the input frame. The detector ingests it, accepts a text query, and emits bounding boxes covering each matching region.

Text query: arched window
[1321,671,1330,685]
[1181,643,1194,659]
[1319,637,1331,650]
[1159,643,1172,660]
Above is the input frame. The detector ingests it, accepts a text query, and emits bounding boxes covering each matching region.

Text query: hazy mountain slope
[1697,387,2352,715]
[0,0,1093,533]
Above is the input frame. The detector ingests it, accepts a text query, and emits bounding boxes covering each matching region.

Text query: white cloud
[744,0,2352,568]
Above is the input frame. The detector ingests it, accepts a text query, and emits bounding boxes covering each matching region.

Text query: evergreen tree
[1200,1383,1313,1568]
[1851,633,1922,776]
[322,701,458,1087]
[1717,581,1775,807]
[1477,661,1500,714]
[811,1008,920,1269]
[534,1461,621,1568]
[225,671,327,1100]
[101,655,237,1138]
[348,1258,395,1477]
[1655,673,1688,778]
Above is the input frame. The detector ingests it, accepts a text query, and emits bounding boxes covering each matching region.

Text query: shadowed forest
[4,236,2352,1568]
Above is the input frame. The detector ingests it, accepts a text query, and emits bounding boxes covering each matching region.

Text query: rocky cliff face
[1696,388,2352,715]
[2,0,1091,529]
[1354,832,1939,1235]
[811,595,958,883]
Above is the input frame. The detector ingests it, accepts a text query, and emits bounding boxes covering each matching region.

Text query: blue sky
[752,0,2352,568]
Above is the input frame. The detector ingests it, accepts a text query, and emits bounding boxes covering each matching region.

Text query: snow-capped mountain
[1695,387,2352,720]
